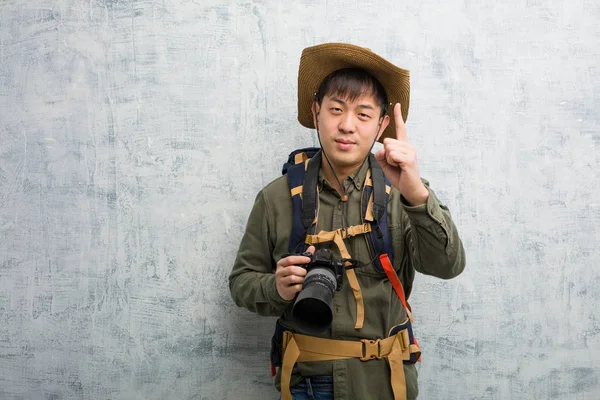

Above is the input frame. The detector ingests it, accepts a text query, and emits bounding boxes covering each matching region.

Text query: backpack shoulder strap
[362,154,394,271]
[285,148,321,253]
[282,147,320,175]
[301,151,321,229]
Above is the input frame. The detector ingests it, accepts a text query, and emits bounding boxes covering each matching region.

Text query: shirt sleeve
[400,180,466,280]
[228,189,293,316]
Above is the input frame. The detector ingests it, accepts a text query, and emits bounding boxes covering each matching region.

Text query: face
[312,93,390,175]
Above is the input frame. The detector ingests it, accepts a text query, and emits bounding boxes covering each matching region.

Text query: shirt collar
[318,156,370,192]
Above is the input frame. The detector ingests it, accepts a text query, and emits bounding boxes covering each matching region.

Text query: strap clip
[360,338,382,361]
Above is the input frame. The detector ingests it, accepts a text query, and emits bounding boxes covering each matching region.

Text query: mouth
[334,139,355,151]
[335,139,355,145]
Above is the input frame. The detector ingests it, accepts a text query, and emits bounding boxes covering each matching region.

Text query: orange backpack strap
[379,254,408,311]
[381,254,422,363]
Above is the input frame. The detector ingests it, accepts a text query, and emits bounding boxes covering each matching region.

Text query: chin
[329,154,363,168]
[324,145,368,166]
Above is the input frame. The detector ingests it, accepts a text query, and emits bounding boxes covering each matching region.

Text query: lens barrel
[291,267,337,334]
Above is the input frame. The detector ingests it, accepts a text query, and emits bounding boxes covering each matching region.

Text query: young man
[229,43,465,400]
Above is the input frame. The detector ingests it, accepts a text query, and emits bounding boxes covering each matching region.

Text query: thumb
[306,245,316,255]
[374,148,388,168]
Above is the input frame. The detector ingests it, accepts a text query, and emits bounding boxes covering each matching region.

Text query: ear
[375,115,390,141]
[311,101,320,128]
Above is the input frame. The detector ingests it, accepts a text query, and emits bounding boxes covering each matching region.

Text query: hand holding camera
[275,246,315,301]
[278,247,346,335]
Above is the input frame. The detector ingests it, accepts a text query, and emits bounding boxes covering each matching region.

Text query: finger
[279,254,312,268]
[288,283,303,293]
[386,152,400,168]
[277,283,303,301]
[284,266,308,277]
[375,148,396,173]
[282,274,305,286]
[374,148,386,162]
[306,245,316,255]
[386,150,409,167]
[394,103,408,142]
[383,138,413,154]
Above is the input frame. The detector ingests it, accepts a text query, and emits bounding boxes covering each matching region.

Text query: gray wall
[1,0,599,399]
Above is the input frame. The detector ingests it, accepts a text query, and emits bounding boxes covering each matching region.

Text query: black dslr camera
[285,248,345,335]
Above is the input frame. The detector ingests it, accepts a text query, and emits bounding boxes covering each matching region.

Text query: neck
[320,156,362,196]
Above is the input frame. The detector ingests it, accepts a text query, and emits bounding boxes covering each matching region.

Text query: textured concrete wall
[1,0,599,399]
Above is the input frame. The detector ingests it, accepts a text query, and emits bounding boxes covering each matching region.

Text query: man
[229,43,465,400]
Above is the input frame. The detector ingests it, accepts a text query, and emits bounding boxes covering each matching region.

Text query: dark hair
[315,68,389,117]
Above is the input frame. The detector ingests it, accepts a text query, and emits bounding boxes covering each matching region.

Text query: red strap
[379,254,408,312]
[271,362,276,377]
[381,254,421,362]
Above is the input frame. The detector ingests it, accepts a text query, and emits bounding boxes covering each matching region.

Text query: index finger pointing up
[393,103,408,142]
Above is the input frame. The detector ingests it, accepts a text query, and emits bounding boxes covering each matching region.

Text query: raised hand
[374,103,429,206]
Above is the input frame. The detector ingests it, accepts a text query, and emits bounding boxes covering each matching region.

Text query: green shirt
[229,160,465,400]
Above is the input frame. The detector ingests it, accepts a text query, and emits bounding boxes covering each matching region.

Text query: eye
[330,107,343,113]
[359,113,372,119]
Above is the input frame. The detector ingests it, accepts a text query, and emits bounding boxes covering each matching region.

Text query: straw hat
[297,43,410,143]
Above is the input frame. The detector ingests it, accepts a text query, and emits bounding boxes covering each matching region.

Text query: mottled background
[1,0,599,399]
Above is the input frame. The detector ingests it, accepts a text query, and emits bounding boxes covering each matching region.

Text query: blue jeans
[281,376,334,400]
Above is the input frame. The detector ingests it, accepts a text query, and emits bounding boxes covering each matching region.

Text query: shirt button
[337,204,342,210]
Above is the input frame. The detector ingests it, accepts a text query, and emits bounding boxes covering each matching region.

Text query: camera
[286,248,344,335]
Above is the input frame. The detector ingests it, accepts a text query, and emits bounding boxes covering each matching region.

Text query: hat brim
[298,43,410,143]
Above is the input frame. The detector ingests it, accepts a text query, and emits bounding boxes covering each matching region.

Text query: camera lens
[292,267,337,335]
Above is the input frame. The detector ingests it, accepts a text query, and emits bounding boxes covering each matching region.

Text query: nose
[338,113,356,134]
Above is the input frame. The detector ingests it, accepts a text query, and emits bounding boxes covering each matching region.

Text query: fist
[275,246,315,301]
